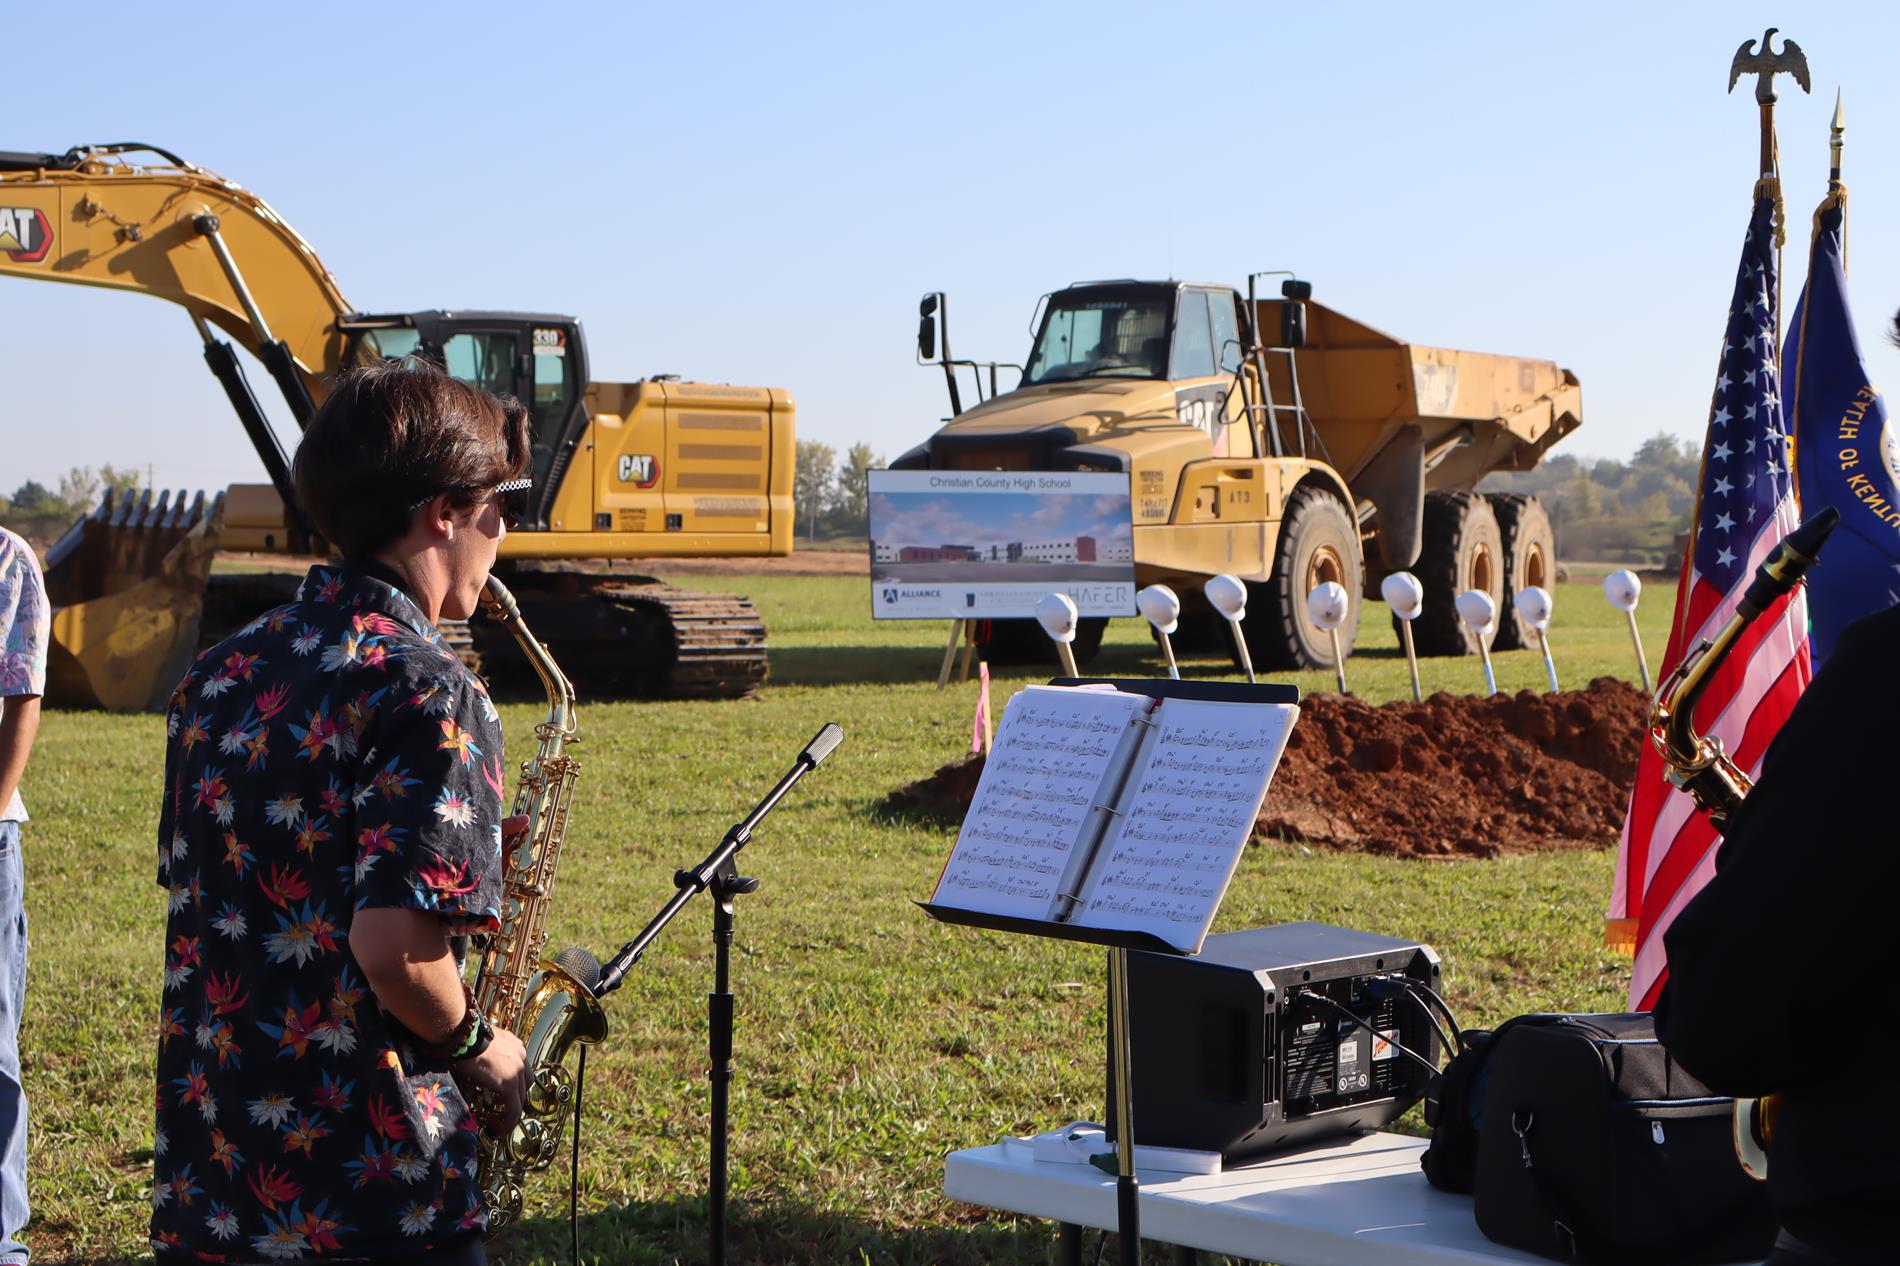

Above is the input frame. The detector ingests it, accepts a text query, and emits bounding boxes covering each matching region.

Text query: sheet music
[930,686,1150,921]
[1073,698,1299,952]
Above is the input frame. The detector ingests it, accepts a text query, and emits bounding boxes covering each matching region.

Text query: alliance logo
[0,207,51,263]
[882,588,898,603]
[617,454,660,488]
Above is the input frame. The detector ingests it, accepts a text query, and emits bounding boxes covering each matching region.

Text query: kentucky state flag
[1784,189,1900,667]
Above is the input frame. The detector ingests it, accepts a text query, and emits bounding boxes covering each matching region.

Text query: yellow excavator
[2,143,792,707]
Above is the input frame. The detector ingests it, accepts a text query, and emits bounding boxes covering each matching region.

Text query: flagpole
[1830,91,1846,274]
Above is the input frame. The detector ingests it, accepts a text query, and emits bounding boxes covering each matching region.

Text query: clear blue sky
[5,2,1896,494]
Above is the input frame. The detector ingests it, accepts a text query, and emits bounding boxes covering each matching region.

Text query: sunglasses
[408,477,533,529]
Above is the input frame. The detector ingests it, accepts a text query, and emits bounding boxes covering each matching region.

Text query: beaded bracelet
[451,1013,494,1063]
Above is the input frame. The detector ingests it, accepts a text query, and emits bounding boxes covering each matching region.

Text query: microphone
[802,723,844,769]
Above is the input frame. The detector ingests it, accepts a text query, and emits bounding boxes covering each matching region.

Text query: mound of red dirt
[881,677,1649,859]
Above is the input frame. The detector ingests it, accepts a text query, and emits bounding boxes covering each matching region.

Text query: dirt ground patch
[648,550,867,576]
[881,677,1648,858]
[213,549,868,578]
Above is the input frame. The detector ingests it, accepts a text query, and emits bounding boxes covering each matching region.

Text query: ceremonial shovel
[1035,592,1081,677]
[1603,570,1652,694]
[1381,571,1425,702]
[1457,589,1500,696]
[1306,581,1351,693]
[1136,584,1182,679]
[1204,573,1254,683]
[1516,585,1560,692]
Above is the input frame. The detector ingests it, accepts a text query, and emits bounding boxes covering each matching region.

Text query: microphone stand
[593,724,843,1266]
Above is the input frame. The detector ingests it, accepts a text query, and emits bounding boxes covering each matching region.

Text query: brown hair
[1891,305,1900,349]
[292,361,532,558]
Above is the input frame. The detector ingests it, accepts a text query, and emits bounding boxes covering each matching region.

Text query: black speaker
[1110,922,1442,1162]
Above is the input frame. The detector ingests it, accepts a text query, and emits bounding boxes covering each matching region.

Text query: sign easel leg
[958,618,976,683]
[936,619,964,691]
[1108,946,1141,1266]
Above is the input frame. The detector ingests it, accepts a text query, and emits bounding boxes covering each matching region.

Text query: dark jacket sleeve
[1654,605,1900,1096]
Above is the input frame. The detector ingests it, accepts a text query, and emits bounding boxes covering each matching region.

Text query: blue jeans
[0,822,26,1264]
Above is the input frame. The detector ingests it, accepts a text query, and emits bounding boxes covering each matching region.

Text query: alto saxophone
[467,576,608,1231]
[1647,507,1836,1181]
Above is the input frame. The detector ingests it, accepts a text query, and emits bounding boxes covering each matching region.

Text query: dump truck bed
[1253,300,1581,493]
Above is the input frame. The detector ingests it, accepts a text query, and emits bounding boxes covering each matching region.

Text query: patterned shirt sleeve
[351,671,505,934]
[0,531,49,699]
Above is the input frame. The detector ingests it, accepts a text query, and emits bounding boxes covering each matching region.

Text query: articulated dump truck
[3,143,790,709]
[905,279,1581,668]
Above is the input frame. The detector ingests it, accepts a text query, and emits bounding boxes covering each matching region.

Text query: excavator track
[465,576,768,701]
[596,583,768,699]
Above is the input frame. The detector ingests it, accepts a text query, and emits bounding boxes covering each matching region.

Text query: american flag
[1608,187,1814,1009]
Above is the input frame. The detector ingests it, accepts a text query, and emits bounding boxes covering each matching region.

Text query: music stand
[922,678,1297,1266]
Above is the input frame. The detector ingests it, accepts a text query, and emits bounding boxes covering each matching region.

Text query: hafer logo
[0,207,51,263]
[616,454,660,488]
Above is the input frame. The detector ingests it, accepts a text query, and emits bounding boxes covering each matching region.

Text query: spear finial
[1830,88,1845,187]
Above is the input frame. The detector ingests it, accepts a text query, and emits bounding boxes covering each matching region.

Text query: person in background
[0,526,47,1266]
[150,361,532,1264]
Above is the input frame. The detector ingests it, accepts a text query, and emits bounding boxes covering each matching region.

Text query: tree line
[1480,432,1700,565]
[5,439,1702,564]
[794,440,883,543]
[1,466,145,546]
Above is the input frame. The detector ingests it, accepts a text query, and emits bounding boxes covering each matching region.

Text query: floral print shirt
[152,564,506,1261]
[0,526,49,823]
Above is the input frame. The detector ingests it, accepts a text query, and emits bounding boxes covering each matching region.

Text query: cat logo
[0,207,51,263]
[617,454,660,488]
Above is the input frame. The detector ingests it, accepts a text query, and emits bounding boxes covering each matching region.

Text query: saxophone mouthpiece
[481,575,522,623]
[1785,505,1840,559]
[1739,507,1840,618]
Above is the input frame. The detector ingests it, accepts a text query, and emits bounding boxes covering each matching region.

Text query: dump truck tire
[1488,492,1555,650]
[1412,490,1503,656]
[978,616,1106,667]
[1243,485,1362,671]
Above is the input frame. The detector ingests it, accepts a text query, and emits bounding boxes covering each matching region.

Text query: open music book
[929,684,1299,954]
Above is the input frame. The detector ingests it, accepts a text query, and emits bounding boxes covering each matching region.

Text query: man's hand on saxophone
[455,1027,532,1137]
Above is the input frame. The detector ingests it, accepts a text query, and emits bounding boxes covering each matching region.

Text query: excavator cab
[339,310,591,531]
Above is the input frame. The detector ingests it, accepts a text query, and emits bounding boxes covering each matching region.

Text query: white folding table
[944,1131,1767,1266]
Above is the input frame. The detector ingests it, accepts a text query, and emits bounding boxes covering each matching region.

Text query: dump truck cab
[903,281,1249,466]
[1019,281,1249,452]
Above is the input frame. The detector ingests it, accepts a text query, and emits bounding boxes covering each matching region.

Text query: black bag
[1419,1018,1520,1194]
[1470,1012,1777,1264]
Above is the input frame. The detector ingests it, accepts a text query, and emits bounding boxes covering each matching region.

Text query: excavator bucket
[41,487,225,711]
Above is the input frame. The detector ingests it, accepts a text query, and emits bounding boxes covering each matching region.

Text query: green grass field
[18,574,1672,1264]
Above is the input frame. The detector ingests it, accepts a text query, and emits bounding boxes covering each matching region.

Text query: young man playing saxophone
[151,362,532,1264]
